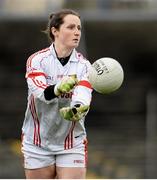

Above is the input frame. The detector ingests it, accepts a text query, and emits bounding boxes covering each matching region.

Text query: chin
[69,44,78,49]
[73,42,79,48]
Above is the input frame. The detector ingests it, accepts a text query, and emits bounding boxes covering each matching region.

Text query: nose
[74,28,81,36]
[75,27,81,35]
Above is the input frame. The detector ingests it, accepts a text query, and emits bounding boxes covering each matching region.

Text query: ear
[51,27,58,37]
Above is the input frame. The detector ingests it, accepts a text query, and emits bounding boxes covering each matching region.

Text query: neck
[53,43,72,58]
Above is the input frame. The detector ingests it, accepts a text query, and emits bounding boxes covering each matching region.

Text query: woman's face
[53,14,81,49]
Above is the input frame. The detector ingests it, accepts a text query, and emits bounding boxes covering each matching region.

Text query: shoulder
[26,47,51,67]
[75,50,91,66]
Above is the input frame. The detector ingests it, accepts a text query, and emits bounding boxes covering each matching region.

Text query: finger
[77,105,89,113]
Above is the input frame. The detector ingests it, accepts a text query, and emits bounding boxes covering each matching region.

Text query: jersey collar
[49,44,79,63]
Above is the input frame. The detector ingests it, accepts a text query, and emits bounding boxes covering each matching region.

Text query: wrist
[44,85,57,100]
[54,83,61,96]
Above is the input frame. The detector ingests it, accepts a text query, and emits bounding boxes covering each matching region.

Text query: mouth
[73,39,79,43]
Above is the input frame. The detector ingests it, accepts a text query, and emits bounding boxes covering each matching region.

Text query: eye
[67,24,81,31]
[77,25,82,31]
[67,25,75,30]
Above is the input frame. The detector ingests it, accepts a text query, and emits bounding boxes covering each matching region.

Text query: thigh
[56,166,86,179]
[25,165,56,179]
[56,153,87,179]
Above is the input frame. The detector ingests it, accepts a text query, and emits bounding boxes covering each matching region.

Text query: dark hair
[45,9,80,42]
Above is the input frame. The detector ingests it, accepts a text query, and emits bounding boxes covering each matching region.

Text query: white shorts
[22,140,88,169]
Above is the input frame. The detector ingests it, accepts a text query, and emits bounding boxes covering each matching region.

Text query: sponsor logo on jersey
[74,160,84,164]
[60,92,73,99]
[46,75,53,80]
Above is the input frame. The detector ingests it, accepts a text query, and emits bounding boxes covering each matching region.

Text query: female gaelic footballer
[21,9,93,179]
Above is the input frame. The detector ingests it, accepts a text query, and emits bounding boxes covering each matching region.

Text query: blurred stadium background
[1,0,157,178]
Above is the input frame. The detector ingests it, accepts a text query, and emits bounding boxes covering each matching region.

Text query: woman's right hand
[54,75,78,96]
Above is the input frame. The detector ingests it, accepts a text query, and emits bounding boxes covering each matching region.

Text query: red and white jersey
[22,44,93,152]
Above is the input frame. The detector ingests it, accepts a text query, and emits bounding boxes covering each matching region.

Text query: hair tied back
[49,13,55,19]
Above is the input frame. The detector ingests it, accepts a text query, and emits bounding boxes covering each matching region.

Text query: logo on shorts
[74,160,84,164]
